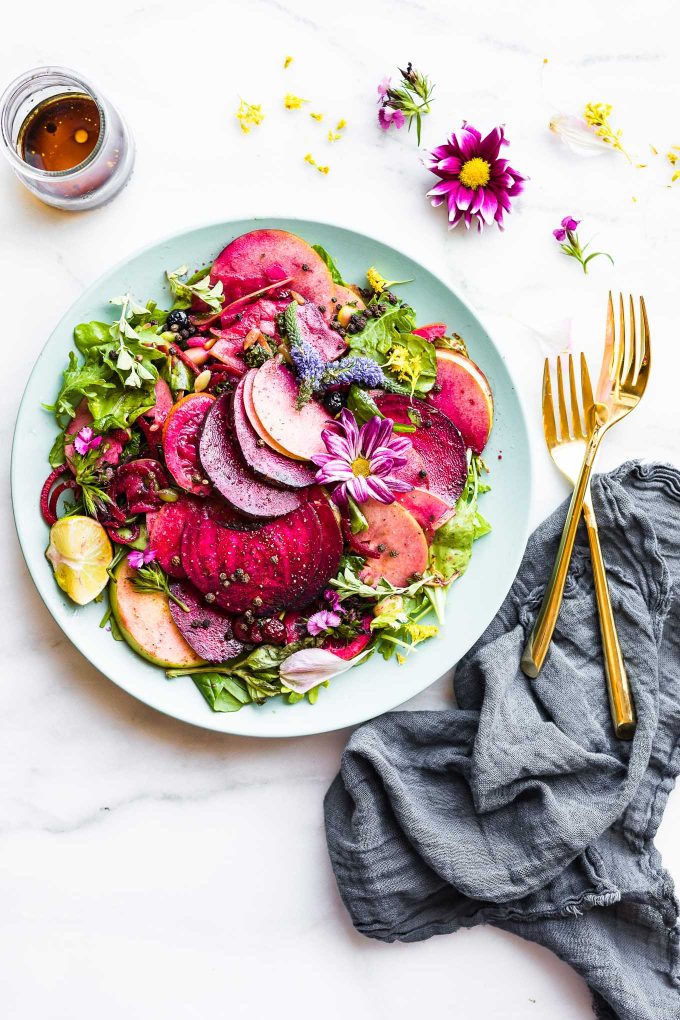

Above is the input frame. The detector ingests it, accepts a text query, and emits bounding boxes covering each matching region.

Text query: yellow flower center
[352,457,371,477]
[458,157,491,190]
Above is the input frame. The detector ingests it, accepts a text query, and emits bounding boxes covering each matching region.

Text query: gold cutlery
[520,295,651,724]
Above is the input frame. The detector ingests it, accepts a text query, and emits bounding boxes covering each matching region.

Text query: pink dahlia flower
[426,123,526,231]
[312,409,413,507]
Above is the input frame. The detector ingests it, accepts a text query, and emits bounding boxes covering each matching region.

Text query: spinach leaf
[48,430,67,468]
[192,672,252,713]
[429,458,491,581]
[346,305,434,394]
[384,333,437,396]
[346,304,416,363]
[311,244,347,286]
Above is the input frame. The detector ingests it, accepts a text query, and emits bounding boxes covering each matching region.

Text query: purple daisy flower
[127,548,156,569]
[426,123,526,232]
[73,426,103,456]
[311,408,414,507]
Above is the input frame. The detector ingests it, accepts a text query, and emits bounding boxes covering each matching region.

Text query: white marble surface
[1,1,679,1016]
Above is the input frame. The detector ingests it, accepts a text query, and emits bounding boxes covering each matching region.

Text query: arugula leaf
[428,458,491,582]
[311,244,348,286]
[48,430,67,468]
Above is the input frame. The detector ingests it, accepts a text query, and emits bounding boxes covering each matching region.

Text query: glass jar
[0,65,135,211]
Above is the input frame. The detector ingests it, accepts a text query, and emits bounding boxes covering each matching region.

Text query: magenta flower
[378,106,406,131]
[312,409,413,507]
[127,548,156,569]
[553,216,580,241]
[307,609,342,636]
[377,76,391,100]
[324,588,343,612]
[426,123,526,232]
[73,426,103,456]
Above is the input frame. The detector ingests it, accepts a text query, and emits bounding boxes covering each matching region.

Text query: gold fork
[521,294,651,693]
[541,353,635,738]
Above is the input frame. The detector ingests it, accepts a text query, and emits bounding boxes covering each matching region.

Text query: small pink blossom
[378,107,406,131]
[127,548,157,569]
[73,427,103,456]
[324,588,343,612]
[377,76,391,100]
[307,610,342,636]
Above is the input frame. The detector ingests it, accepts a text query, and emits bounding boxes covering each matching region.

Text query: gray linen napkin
[324,461,680,1020]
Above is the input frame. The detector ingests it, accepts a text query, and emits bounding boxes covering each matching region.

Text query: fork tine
[542,358,557,447]
[614,292,626,386]
[556,355,571,439]
[580,352,595,426]
[567,354,585,439]
[622,294,635,382]
[635,295,649,384]
[596,292,616,401]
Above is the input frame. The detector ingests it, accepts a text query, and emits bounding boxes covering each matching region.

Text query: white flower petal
[280,647,370,694]
[549,114,611,158]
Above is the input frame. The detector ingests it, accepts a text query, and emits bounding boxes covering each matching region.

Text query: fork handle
[583,497,636,739]
[520,433,601,678]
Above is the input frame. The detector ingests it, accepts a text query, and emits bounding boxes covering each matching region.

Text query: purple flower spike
[73,426,103,456]
[311,408,414,507]
[127,548,156,569]
[426,123,526,232]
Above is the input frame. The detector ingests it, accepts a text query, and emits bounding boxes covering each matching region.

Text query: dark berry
[166,309,189,330]
[248,621,264,644]
[233,618,251,643]
[323,390,346,416]
[261,618,287,644]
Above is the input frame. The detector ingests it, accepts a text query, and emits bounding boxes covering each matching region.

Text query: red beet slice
[218,296,289,339]
[232,373,316,490]
[296,302,347,360]
[138,378,174,451]
[180,495,338,616]
[169,579,244,662]
[147,497,202,578]
[199,394,304,519]
[162,393,216,495]
[375,394,467,506]
[307,490,344,598]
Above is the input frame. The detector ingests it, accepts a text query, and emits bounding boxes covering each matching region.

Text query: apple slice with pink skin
[396,488,455,537]
[358,499,429,587]
[427,350,494,454]
[250,357,330,462]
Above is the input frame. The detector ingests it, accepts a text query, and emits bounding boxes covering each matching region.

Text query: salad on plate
[40,228,493,713]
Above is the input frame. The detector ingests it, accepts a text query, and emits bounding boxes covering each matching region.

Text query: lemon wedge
[46,516,113,605]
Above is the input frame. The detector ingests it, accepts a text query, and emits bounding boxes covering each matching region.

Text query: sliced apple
[396,487,455,538]
[358,500,428,587]
[427,350,493,454]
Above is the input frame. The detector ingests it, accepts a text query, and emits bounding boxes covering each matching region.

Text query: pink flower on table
[127,548,156,569]
[378,106,406,131]
[307,609,342,636]
[426,123,526,232]
[377,76,391,100]
[73,427,103,456]
[553,215,580,242]
[311,408,413,507]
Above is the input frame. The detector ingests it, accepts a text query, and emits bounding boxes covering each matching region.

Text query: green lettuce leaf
[429,458,491,582]
[311,244,347,285]
[192,672,252,713]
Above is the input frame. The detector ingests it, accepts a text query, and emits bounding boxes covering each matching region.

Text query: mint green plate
[12,218,532,737]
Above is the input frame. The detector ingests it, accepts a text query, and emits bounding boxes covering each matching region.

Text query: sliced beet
[306,489,343,599]
[232,373,316,490]
[218,296,289,339]
[324,615,373,660]
[109,458,170,513]
[137,378,174,451]
[147,496,201,577]
[296,302,347,360]
[169,579,244,662]
[162,393,216,495]
[181,496,337,617]
[375,393,467,505]
[199,394,304,519]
